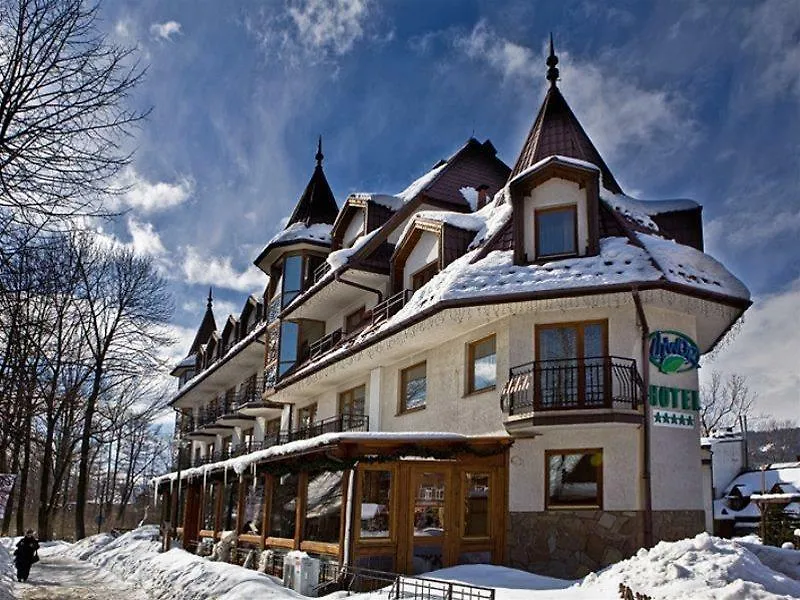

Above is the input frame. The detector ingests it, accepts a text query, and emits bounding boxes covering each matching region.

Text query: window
[241,477,265,535]
[223,480,239,531]
[467,335,496,394]
[536,321,607,409]
[411,261,439,291]
[536,206,577,258]
[297,403,317,429]
[339,385,366,418]
[265,417,281,437]
[269,473,298,539]
[545,449,603,509]
[303,470,344,544]
[345,306,367,333]
[281,255,304,307]
[400,362,427,412]
[463,473,490,537]
[360,470,392,539]
[278,321,299,376]
[202,483,217,531]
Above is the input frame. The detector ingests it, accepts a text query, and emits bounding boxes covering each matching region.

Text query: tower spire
[546,32,559,86]
[207,287,213,309]
[315,135,324,166]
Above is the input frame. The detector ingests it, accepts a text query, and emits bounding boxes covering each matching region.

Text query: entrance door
[407,468,450,575]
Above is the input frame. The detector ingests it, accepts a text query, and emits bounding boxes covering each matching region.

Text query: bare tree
[73,238,172,539]
[0,0,147,230]
[699,371,757,437]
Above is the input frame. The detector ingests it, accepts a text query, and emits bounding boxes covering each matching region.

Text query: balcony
[371,289,411,327]
[190,414,370,467]
[306,328,343,362]
[500,356,643,426]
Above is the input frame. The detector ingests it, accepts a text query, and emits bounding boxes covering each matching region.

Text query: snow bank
[737,536,800,582]
[0,542,13,600]
[62,527,303,600]
[577,533,800,600]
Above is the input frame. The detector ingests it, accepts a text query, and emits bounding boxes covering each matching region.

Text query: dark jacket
[14,536,39,565]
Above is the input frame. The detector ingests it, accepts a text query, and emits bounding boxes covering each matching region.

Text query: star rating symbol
[670,414,679,424]
[654,412,662,423]
[687,415,694,426]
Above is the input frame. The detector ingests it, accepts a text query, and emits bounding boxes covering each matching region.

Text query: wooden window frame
[534,319,609,409]
[356,464,398,544]
[338,384,366,417]
[296,403,317,429]
[398,361,427,414]
[461,471,492,540]
[534,204,579,260]
[411,260,439,291]
[544,448,604,510]
[465,334,497,396]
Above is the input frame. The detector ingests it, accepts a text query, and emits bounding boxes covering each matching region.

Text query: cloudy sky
[96,0,799,423]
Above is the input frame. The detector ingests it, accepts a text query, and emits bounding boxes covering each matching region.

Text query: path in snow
[13,555,150,600]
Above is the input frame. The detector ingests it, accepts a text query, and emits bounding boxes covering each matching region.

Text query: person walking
[13,529,39,582]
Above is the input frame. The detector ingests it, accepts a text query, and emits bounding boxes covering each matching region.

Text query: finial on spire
[315,135,324,166]
[207,287,213,309]
[546,32,559,86]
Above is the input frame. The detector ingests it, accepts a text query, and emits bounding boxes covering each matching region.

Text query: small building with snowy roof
[158,39,751,582]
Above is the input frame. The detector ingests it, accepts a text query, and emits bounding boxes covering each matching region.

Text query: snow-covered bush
[209,530,236,563]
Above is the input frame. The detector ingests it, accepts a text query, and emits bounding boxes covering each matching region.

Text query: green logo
[648,330,699,374]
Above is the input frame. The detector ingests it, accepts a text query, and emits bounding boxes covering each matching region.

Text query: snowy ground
[1,528,799,600]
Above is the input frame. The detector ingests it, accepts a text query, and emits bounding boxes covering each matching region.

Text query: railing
[501,356,642,416]
[394,575,495,600]
[291,414,369,441]
[197,405,222,427]
[313,261,332,284]
[371,289,411,327]
[307,328,343,361]
[233,378,265,410]
[229,432,290,459]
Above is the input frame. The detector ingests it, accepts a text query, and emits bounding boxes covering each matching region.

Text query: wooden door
[406,466,452,575]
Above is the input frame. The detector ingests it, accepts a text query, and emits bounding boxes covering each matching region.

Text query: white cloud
[127,218,167,257]
[114,168,193,213]
[247,0,377,65]
[701,280,800,422]
[150,21,182,41]
[455,21,697,164]
[182,247,267,293]
[742,0,800,100]
[114,19,133,39]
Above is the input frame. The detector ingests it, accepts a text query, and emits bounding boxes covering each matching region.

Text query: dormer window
[536,205,577,259]
[412,261,439,291]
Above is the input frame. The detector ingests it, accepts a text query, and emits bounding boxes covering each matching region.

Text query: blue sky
[96,0,799,423]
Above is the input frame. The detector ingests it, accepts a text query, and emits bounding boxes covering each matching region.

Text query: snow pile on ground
[737,535,800,582]
[577,532,800,600]
[0,542,13,600]
[61,527,304,600]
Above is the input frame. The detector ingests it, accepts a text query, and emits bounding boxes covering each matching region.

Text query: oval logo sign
[648,330,699,374]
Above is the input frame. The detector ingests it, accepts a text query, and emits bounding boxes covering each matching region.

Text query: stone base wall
[506,509,706,578]
[651,510,705,542]
[507,510,644,579]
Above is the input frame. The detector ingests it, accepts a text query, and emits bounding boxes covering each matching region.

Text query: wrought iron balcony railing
[313,261,332,284]
[500,356,643,417]
[371,289,411,327]
[291,413,369,441]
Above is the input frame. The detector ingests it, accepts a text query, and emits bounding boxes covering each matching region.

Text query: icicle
[252,463,257,491]
[203,468,207,492]
[224,465,227,488]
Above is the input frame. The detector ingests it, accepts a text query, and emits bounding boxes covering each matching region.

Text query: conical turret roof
[285,137,339,227]
[510,38,623,194]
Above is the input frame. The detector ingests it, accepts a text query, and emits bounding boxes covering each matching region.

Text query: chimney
[476,184,490,210]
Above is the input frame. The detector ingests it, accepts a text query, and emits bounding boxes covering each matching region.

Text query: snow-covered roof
[348,163,449,213]
[262,222,332,249]
[175,354,196,370]
[602,193,698,231]
[155,431,492,484]
[637,233,749,300]
[393,237,662,318]
[326,228,380,270]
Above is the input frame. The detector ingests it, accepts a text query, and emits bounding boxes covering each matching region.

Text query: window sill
[545,504,602,511]
[396,405,426,417]
[463,386,496,399]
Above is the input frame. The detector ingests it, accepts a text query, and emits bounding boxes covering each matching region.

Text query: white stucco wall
[377,319,508,435]
[509,426,642,512]
[707,437,746,498]
[522,177,589,261]
[403,231,439,290]
[323,289,380,334]
[343,212,365,248]
[644,305,704,511]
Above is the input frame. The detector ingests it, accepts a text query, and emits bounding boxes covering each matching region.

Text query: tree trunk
[75,368,102,540]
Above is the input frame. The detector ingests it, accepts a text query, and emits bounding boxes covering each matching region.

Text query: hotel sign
[648,330,699,375]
